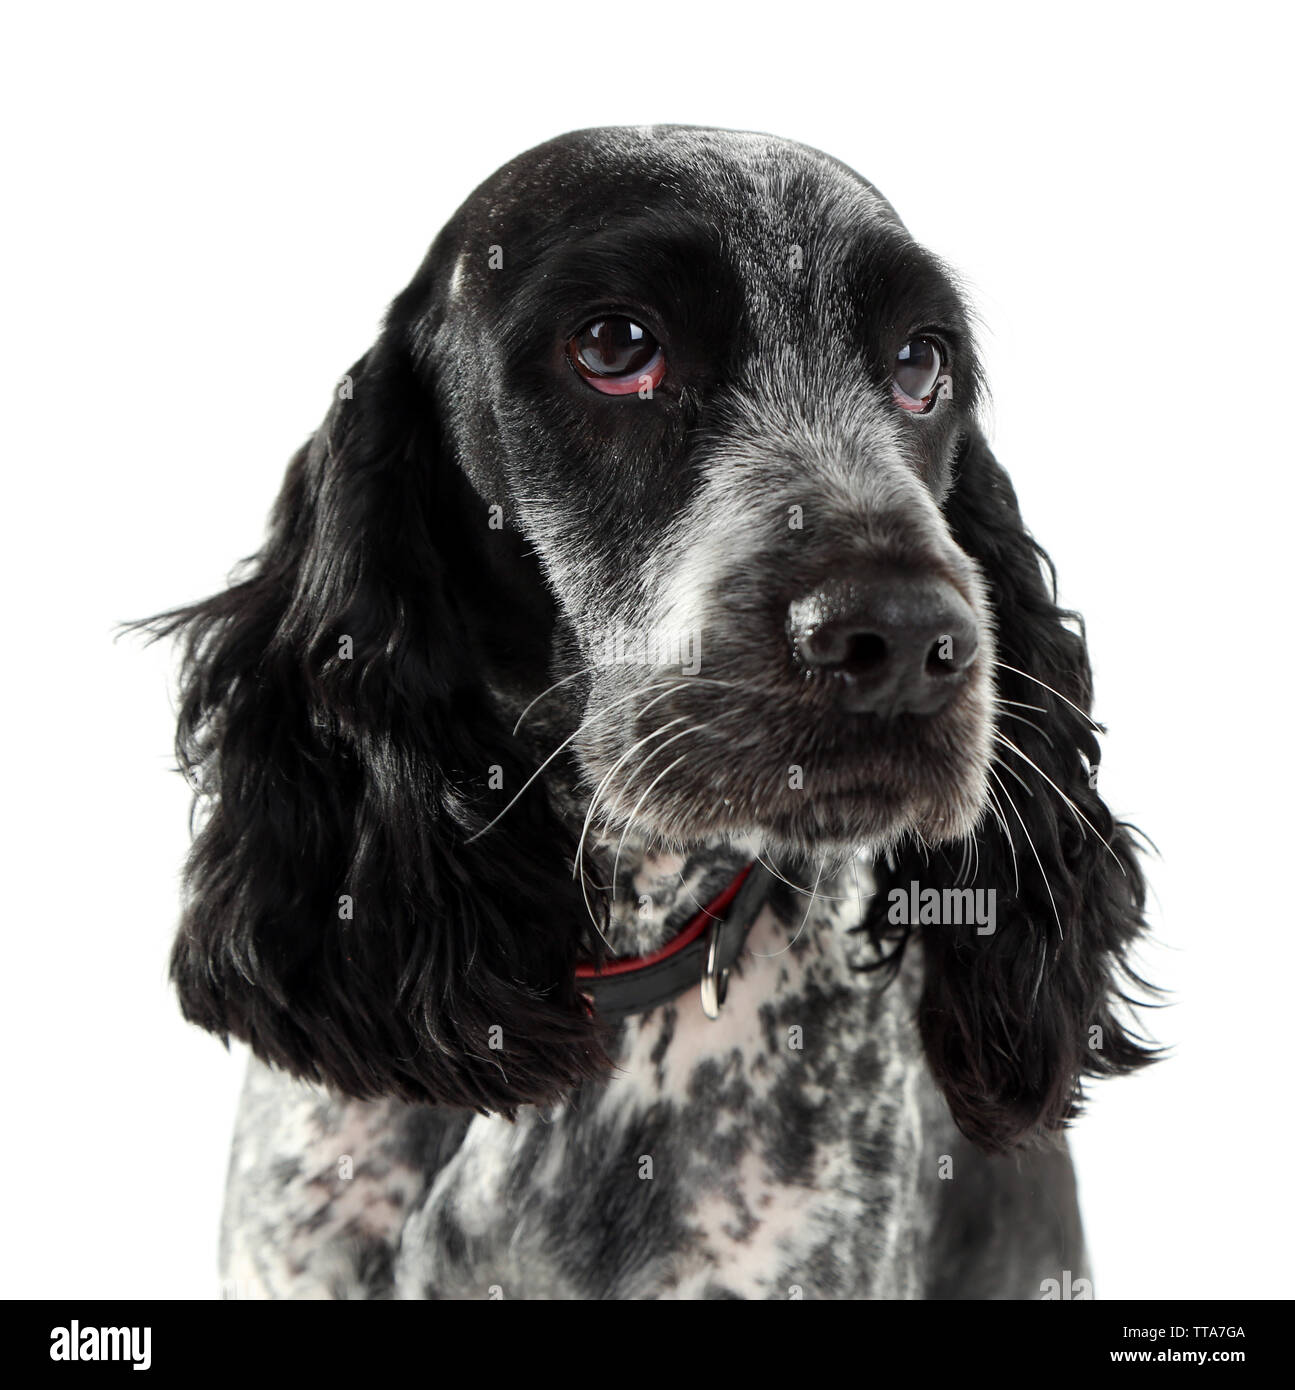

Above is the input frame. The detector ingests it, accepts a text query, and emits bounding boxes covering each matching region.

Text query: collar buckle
[575,862,770,1024]
[700,917,731,1019]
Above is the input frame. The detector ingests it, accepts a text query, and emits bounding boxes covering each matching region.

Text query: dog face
[426,127,991,853]
[149,127,1153,1149]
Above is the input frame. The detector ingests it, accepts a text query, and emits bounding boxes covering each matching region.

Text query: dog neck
[595,832,760,959]
[491,674,765,959]
[492,677,760,960]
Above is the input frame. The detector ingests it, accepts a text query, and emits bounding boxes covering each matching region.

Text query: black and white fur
[147,126,1155,1299]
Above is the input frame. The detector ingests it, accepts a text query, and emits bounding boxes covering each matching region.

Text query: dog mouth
[575,677,991,853]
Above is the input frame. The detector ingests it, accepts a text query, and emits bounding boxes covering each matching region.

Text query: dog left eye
[893,338,946,411]
[567,318,666,395]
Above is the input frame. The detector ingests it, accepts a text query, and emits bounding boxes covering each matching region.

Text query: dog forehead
[426,125,918,344]
[456,124,903,248]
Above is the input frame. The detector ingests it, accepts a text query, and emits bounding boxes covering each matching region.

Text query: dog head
[149,127,1153,1148]
[430,128,991,851]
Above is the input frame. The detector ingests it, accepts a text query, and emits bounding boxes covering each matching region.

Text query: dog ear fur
[143,306,609,1114]
[865,426,1157,1152]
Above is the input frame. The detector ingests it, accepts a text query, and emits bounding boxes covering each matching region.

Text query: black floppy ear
[143,312,607,1112]
[870,425,1156,1152]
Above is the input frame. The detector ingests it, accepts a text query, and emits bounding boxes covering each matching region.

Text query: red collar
[575,863,765,1021]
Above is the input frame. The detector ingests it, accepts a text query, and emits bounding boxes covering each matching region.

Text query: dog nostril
[925,637,956,677]
[789,576,979,717]
[844,632,887,675]
[924,627,978,677]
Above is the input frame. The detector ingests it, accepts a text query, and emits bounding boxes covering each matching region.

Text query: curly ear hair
[139,300,608,1113]
[863,426,1157,1153]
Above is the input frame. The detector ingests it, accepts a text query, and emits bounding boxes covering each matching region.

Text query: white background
[3,2,1290,1299]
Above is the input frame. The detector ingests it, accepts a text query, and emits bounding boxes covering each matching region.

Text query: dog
[146,125,1155,1299]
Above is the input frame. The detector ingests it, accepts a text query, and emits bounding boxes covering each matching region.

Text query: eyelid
[571,345,667,396]
[901,327,954,358]
[565,303,667,344]
[893,386,936,413]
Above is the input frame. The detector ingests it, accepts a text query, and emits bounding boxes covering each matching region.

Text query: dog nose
[788,575,979,716]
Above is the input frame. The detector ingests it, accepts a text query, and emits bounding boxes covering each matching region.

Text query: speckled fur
[221,848,1088,1300]
[151,126,1149,1300]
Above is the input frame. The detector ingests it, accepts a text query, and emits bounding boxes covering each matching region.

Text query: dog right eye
[893,337,948,412]
[567,317,666,395]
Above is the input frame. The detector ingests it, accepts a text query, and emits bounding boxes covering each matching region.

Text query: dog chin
[754,796,984,858]
[634,773,988,859]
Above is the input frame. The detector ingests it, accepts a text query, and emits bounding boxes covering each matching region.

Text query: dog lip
[612,686,983,787]
[704,773,950,820]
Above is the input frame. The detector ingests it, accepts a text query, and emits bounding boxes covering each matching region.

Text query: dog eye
[567,318,666,395]
[893,338,946,411]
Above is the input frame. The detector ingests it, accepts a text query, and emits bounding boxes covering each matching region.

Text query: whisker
[574,711,692,891]
[516,667,740,736]
[987,764,1064,940]
[511,666,596,736]
[994,697,1050,716]
[665,859,752,924]
[466,678,684,844]
[982,777,1020,896]
[994,661,1102,732]
[991,750,1035,800]
[572,682,696,905]
[849,846,866,912]
[603,711,742,892]
[955,830,973,888]
[569,689,692,950]
[993,731,1126,876]
[567,679,743,939]
[754,850,853,902]
[609,743,703,895]
[574,716,693,949]
[747,855,824,958]
[994,706,1055,748]
[591,683,713,839]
